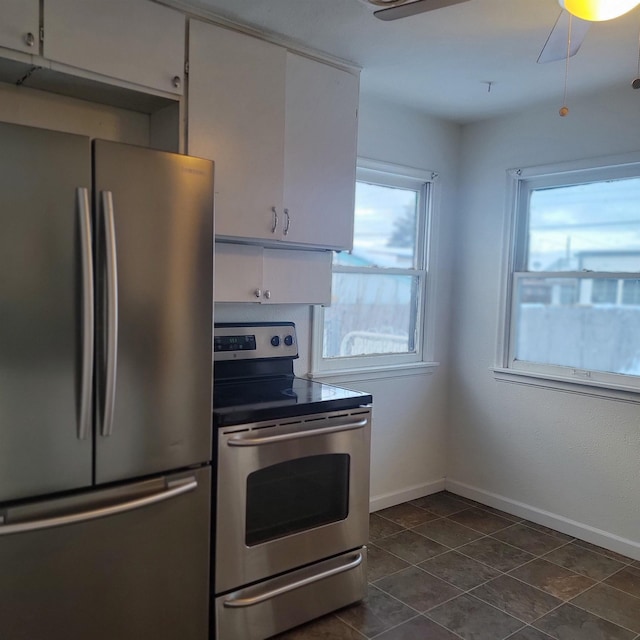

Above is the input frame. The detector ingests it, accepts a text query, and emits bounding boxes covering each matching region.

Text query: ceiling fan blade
[537,10,590,63]
[374,0,471,21]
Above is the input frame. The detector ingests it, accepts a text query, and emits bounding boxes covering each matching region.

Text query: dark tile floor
[274,492,640,640]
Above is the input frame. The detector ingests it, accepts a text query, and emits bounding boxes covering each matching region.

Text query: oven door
[215,407,371,594]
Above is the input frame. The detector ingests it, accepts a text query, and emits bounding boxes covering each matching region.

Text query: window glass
[513,276,640,376]
[505,162,640,389]
[314,162,433,373]
[334,182,418,269]
[528,178,640,272]
[323,272,420,358]
[622,279,640,305]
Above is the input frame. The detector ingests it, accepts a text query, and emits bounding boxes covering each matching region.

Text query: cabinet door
[189,20,286,241]
[0,0,39,54]
[262,249,332,305]
[214,243,263,303]
[283,53,359,251]
[214,244,332,305]
[43,0,185,95]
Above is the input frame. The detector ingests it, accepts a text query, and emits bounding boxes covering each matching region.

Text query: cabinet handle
[172,75,181,89]
[24,32,35,47]
[254,288,262,299]
[263,289,271,300]
[271,206,278,233]
[283,208,290,236]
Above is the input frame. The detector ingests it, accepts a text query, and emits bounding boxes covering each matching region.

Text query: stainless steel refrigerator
[0,121,214,640]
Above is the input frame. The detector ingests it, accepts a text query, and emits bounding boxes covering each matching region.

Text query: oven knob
[271,335,280,347]
[284,335,294,346]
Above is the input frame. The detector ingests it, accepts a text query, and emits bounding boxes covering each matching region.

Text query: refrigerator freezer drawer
[216,547,367,640]
[0,467,211,640]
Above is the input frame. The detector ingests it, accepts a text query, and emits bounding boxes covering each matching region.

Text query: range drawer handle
[227,418,368,447]
[222,552,363,608]
[0,477,197,537]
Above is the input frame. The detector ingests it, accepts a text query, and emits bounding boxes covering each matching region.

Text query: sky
[529,177,640,271]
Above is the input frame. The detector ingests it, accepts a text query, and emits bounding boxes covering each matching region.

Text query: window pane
[334,181,418,268]
[528,178,640,272]
[513,277,640,375]
[323,272,420,358]
[622,280,640,305]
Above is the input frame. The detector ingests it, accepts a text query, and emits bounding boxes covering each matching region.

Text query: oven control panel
[214,322,298,361]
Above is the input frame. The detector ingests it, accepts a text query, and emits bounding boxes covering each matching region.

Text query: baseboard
[446,479,640,562]
[370,478,445,512]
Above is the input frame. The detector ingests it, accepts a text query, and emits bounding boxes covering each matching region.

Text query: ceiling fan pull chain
[559,13,573,116]
[632,25,640,89]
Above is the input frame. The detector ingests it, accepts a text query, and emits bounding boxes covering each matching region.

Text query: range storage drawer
[215,547,367,640]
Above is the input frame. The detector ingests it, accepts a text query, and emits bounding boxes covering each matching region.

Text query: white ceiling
[182,0,640,123]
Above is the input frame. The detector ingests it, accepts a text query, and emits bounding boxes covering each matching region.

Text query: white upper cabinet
[188,20,286,241]
[43,0,185,95]
[261,248,332,304]
[0,0,39,54]
[188,20,359,251]
[283,53,358,250]
[214,243,332,305]
[213,244,265,303]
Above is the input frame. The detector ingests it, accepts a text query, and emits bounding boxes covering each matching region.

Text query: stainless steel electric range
[212,322,372,640]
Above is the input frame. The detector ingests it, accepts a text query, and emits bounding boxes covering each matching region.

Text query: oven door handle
[226,417,368,447]
[222,552,364,608]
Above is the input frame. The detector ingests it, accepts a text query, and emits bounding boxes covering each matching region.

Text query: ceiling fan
[538,0,640,63]
[363,0,640,64]
[361,0,471,22]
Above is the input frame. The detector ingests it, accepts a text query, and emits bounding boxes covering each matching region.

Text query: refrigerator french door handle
[101,191,118,438]
[77,188,93,441]
[0,476,198,537]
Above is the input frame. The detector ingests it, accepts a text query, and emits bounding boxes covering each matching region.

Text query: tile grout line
[562,579,640,637]
[410,493,636,566]
[368,496,639,640]
[367,612,468,640]
[425,590,530,637]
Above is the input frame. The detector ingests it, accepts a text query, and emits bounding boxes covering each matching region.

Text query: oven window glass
[245,454,350,546]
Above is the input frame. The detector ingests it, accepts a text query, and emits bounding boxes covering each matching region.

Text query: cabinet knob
[263,289,271,300]
[172,75,181,89]
[271,206,278,234]
[254,288,262,298]
[24,32,35,47]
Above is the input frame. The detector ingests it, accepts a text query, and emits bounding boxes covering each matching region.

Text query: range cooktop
[212,322,372,427]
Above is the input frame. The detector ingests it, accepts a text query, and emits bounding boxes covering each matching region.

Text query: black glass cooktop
[213,375,372,427]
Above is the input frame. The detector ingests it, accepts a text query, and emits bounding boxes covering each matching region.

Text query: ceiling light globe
[559,0,640,20]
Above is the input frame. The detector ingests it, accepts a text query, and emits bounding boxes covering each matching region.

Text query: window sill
[492,367,640,403]
[308,361,439,383]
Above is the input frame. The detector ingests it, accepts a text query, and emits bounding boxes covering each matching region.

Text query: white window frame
[311,158,439,379]
[495,152,640,398]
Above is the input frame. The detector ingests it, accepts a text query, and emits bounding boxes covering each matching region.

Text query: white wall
[0,83,150,144]
[216,93,462,510]
[449,84,640,559]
